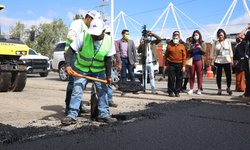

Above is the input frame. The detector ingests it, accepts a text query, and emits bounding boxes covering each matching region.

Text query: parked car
[20,49,49,77]
[51,41,68,81]
[134,62,159,83]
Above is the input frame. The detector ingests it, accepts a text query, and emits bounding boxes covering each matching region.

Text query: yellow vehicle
[0,5,30,92]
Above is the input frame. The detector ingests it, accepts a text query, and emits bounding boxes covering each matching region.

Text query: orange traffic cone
[206,66,214,78]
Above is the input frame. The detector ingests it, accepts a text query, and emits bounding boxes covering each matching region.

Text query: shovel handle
[70,71,108,84]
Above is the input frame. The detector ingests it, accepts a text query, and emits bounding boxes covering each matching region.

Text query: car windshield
[29,49,37,55]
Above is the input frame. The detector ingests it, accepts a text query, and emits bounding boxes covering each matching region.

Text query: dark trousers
[121,58,135,82]
[215,63,232,89]
[168,62,183,94]
[244,60,250,95]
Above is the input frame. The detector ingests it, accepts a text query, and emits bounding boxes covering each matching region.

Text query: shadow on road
[40,105,65,120]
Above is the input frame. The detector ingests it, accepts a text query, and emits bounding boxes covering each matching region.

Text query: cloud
[0,15,52,33]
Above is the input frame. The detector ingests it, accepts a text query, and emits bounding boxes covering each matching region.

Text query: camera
[142,25,148,39]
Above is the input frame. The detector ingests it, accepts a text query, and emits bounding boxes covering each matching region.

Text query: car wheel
[59,64,68,81]
[40,72,48,77]
[112,67,120,83]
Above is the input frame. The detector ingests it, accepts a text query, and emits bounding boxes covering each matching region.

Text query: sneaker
[97,116,118,123]
[226,88,232,96]
[80,106,90,114]
[169,93,175,97]
[197,89,202,95]
[217,89,222,95]
[175,93,180,97]
[109,101,118,108]
[181,87,187,92]
[187,89,193,95]
[61,116,76,126]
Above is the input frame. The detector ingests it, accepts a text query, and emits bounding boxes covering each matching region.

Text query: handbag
[186,57,193,66]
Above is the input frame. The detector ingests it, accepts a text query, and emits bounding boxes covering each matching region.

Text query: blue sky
[0,0,250,41]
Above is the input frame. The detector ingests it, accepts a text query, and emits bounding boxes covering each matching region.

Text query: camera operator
[138,31,161,94]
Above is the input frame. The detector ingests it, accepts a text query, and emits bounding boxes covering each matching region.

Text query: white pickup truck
[20,49,50,77]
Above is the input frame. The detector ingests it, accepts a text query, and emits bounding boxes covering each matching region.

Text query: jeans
[121,58,135,82]
[65,55,82,110]
[167,62,183,94]
[67,71,109,120]
[142,63,155,93]
[91,70,113,102]
[215,63,231,89]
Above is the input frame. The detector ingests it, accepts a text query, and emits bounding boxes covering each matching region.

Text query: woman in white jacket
[211,29,234,95]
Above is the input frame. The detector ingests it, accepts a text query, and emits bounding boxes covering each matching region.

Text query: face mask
[124,34,129,41]
[194,35,199,41]
[173,39,179,44]
[147,36,152,41]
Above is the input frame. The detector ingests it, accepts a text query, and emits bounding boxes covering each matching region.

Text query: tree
[25,19,68,58]
[73,14,84,20]
[9,22,25,40]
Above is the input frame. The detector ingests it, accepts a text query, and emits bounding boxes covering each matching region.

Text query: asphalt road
[1,72,250,150]
[3,99,250,150]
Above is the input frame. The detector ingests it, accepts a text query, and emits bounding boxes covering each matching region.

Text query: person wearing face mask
[115,29,138,94]
[187,30,206,95]
[138,31,161,94]
[62,17,117,125]
[210,29,233,95]
[164,31,186,97]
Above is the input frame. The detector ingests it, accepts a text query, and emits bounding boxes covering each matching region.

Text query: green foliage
[73,14,84,20]
[9,21,25,39]
[10,19,68,58]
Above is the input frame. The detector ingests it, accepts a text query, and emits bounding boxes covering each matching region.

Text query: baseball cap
[88,18,105,36]
[87,10,100,19]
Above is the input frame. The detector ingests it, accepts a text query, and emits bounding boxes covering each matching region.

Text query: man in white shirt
[138,31,161,94]
[62,17,117,125]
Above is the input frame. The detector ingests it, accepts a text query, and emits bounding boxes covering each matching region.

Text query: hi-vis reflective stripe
[79,54,104,63]
[76,59,104,69]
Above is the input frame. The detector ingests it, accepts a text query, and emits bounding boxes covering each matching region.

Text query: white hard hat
[88,18,105,36]
[87,10,101,19]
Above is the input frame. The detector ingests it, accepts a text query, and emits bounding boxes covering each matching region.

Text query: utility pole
[96,0,109,22]
[0,5,5,36]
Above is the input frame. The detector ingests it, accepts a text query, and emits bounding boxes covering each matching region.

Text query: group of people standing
[163,26,250,98]
[60,9,250,126]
